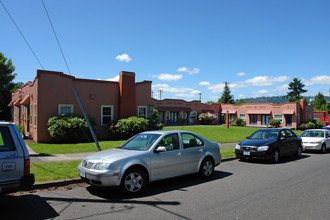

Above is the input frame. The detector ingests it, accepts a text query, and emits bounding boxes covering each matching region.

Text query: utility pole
[199,93,202,101]
[158,89,163,100]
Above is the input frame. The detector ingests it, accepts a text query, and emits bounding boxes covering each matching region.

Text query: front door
[285,115,292,127]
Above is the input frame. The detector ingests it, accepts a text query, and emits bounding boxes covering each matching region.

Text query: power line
[41,0,71,75]
[0,0,44,69]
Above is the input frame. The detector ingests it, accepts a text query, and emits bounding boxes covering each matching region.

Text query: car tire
[320,144,326,154]
[272,150,280,163]
[199,158,214,178]
[296,146,302,158]
[120,168,147,195]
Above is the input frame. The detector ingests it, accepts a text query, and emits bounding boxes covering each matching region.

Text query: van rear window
[0,127,15,151]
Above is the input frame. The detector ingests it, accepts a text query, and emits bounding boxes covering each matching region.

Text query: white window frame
[58,104,74,115]
[239,114,246,120]
[101,105,113,126]
[33,104,37,128]
[297,114,300,123]
[190,111,197,119]
[274,114,283,123]
[30,104,32,126]
[137,106,148,118]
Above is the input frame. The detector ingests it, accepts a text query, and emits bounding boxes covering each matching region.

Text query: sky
[1,0,330,102]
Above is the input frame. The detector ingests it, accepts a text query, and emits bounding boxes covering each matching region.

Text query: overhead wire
[0,0,45,70]
[41,0,71,75]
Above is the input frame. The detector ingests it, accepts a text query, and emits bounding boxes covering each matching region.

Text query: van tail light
[24,159,31,176]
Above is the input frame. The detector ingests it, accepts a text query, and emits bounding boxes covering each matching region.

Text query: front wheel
[296,146,302,158]
[120,168,147,195]
[199,158,214,178]
[272,150,280,163]
[320,144,326,154]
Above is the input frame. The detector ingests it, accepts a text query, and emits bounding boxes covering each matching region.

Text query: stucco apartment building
[9,70,313,142]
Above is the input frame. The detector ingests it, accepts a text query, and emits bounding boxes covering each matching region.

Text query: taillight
[24,159,30,176]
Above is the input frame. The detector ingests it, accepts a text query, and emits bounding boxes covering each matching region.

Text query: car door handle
[199,149,203,153]
[177,153,182,157]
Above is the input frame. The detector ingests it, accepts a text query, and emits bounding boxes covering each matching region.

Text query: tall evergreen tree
[0,52,17,121]
[218,81,234,104]
[313,92,327,111]
[284,78,307,102]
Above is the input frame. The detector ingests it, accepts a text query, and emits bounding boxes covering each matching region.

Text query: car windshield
[249,130,279,140]
[300,131,324,138]
[119,133,161,151]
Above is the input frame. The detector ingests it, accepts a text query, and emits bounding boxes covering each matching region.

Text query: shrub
[114,117,149,136]
[315,120,323,128]
[299,123,307,131]
[148,109,164,130]
[48,114,89,140]
[269,119,281,128]
[231,118,246,127]
[198,112,217,125]
[306,121,316,129]
[17,124,24,134]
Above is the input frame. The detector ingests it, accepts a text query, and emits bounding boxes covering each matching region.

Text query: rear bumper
[0,174,34,194]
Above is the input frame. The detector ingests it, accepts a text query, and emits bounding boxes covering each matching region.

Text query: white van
[0,122,34,194]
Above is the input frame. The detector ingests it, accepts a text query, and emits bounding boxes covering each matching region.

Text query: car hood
[239,139,276,147]
[301,137,324,142]
[83,148,147,163]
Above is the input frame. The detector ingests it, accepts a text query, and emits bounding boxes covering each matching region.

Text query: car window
[250,130,278,140]
[120,133,161,151]
[181,133,204,149]
[285,129,297,138]
[157,134,180,151]
[0,127,15,151]
[301,131,324,138]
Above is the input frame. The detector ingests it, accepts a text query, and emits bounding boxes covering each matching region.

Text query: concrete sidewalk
[27,142,239,163]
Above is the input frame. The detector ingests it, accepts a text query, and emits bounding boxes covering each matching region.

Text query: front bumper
[235,149,274,161]
[302,143,322,151]
[78,165,121,187]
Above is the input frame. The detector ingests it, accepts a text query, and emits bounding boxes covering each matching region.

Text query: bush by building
[198,112,217,125]
[269,119,281,128]
[231,118,246,127]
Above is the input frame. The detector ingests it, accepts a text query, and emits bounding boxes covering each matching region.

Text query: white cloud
[238,94,245,98]
[153,74,182,81]
[272,84,288,92]
[152,83,200,97]
[304,75,330,86]
[244,76,289,87]
[106,75,120,81]
[236,72,246,76]
[175,93,197,99]
[199,81,211,86]
[177,67,200,75]
[115,54,132,62]
[256,89,269,94]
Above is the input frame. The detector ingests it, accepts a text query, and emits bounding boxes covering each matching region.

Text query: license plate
[243,151,250,156]
[79,170,86,178]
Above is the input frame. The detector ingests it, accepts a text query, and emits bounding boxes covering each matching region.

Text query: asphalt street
[1,151,330,220]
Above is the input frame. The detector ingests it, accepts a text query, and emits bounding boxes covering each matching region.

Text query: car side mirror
[246,136,251,139]
[154,146,167,153]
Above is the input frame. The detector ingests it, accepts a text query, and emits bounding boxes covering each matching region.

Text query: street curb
[24,157,238,191]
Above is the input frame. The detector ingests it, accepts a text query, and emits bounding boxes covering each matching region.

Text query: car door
[284,129,300,155]
[180,133,205,173]
[0,125,24,184]
[150,133,183,180]
[326,131,330,148]
[278,130,291,156]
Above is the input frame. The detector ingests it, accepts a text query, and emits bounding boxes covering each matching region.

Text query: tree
[0,52,17,121]
[283,78,307,102]
[218,81,234,104]
[236,99,247,105]
[205,101,215,105]
[313,92,327,111]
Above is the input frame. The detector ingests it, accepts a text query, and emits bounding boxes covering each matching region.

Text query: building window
[33,104,36,128]
[137,106,148,118]
[297,114,300,123]
[14,106,19,120]
[215,113,219,120]
[166,111,170,120]
[274,114,283,123]
[184,112,188,119]
[190,111,197,119]
[261,115,270,125]
[101,105,113,126]
[239,114,246,120]
[30,104,32,126]
[58,104,73,115]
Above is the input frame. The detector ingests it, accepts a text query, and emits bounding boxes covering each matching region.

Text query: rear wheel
[272,150,279,163]
[199,158,214,178]
[120,168,147,195]
[296,146,302,158]
[320,144,326,154]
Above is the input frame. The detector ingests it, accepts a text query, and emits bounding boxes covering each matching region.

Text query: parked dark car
[235,128,302,163]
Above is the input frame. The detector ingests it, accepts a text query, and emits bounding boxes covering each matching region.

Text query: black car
[235,128,303,163]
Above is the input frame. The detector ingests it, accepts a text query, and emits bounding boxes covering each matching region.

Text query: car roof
[303,129,327,132]
[142,130,196,135]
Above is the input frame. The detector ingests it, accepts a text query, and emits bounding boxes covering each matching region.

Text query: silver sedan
[78,130,222,195]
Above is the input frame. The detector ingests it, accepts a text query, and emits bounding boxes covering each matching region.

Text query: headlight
[94,163,109,170]
[235,144,241,150]
[257,146,269,151]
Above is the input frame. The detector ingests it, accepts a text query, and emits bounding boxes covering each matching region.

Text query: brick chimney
[300,99,305,123]
[119,71,137,118]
